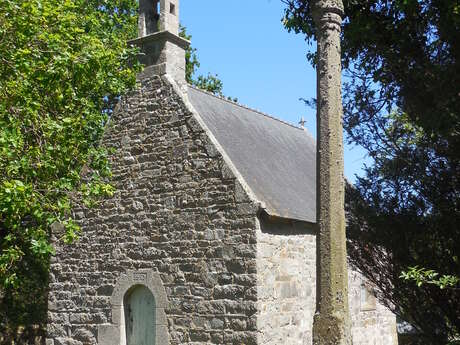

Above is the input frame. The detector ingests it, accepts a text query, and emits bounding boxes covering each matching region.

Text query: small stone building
[46,1,398,344]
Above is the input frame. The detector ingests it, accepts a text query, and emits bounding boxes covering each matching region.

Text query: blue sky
[180,0,369,182]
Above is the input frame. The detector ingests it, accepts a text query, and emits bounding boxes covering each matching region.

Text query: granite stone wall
[256,218,316,345]
[255,218,398,345]
[46,73,259,345]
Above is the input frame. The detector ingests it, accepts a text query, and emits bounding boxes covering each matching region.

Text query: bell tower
[130,0,188,85]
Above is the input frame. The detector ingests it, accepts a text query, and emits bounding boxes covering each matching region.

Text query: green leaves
[0,0,139,327]
[30,239,55,256]
[401,266,460,289]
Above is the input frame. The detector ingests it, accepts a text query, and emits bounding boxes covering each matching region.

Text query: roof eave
[258,209,318,233]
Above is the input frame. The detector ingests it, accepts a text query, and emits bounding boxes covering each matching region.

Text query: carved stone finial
[312,0,344,17]
[312,0,344,31]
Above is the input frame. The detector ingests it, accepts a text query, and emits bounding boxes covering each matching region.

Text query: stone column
[311,1,352,345]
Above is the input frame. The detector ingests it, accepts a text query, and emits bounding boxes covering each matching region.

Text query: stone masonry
[46,70,398,345]
[255,216,397,345]
[47,73,260,345]
[256,219,317,344]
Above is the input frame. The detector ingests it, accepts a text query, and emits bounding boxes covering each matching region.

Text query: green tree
[283,0,460,343]
[0,0,140,334]
[0,2,231,336]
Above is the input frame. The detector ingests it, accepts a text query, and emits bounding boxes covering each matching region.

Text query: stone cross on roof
[299,116,307,129]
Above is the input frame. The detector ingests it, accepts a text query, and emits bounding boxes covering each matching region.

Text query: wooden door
[124,286,156,345]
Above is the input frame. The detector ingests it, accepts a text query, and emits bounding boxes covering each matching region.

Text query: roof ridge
[187,84,305,131]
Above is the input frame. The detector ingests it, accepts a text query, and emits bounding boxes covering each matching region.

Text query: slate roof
[187,86,317,223]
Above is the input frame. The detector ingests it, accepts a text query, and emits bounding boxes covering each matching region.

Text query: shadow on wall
[398,335,460,345]
[258,211,316,236]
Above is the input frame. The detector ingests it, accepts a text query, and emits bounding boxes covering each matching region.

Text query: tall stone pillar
[311,1,352,344]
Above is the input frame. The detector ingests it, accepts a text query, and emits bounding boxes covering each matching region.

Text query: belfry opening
[138,0,160,37]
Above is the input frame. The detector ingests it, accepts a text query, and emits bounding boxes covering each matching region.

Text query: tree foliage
[0,1,233,334]
[284,0,460,343]
[401,266,460,289]
[0,0,140,330]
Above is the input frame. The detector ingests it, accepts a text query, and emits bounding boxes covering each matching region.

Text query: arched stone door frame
[98,270,169,345]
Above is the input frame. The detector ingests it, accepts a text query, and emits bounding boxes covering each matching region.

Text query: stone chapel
[46,1,399,344]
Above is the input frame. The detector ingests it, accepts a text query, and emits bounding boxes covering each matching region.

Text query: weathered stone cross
[311,0,352,344]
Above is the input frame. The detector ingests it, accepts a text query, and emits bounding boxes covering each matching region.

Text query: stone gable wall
[46,74,259,345]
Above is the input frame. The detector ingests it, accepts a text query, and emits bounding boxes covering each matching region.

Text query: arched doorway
[124,285,156,345]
